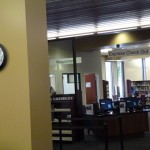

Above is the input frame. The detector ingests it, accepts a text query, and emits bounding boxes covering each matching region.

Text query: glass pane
[145,57,150,80]
[48,39,74,94]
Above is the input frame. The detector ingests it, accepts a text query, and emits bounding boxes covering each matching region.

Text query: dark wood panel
[93,112,149,137]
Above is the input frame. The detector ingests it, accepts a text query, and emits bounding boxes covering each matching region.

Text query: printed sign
[50,57,82,65]
[108,48,150,57]
[86,82,91,88]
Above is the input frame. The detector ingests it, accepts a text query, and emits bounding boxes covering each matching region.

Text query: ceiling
[46,0,150,40]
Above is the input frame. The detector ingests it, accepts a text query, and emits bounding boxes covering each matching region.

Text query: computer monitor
[126,97,140,111]
[99,99,113,113]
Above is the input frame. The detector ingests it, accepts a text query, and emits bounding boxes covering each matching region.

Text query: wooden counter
[93,111,149,137]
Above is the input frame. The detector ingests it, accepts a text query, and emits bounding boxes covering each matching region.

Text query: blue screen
[99,99,113,111]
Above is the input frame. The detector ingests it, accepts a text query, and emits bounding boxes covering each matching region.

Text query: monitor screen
[99,99,113,111]
[126,97,140,110]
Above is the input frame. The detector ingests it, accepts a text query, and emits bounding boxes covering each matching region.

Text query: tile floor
[53,131,150,150]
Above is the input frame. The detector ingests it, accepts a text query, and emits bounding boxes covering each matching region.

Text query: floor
[53,131,150,150]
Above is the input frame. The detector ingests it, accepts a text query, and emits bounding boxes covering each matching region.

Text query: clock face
[0,44,7,70]
[0,47,4,66]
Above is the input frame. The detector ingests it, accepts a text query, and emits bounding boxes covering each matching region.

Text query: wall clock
[0,44,7,70]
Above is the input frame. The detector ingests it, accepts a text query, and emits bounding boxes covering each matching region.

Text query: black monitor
[99,99,113,113]
[126,97,141,111]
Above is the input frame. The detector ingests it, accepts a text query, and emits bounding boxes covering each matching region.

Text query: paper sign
[86,82,91,88]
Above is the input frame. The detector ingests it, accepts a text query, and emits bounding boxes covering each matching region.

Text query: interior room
[46,1,150,149]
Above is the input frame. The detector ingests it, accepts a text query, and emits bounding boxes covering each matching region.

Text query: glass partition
[48,39,74,94]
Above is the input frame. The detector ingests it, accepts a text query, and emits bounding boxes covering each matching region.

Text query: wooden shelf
[52,130,72,134]
[51,93,84,143]
[52,137,72,141]
[127,80,150,104]
[52,108,71,112]
[52,119,71,123]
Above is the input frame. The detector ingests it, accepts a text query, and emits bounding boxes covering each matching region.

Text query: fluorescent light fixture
[100,48,112,53]
[47,30,58,40]
[97,27,137,34]
[59,32,95,39]
[47,31,58,36]
[47,37,57,40]
[58,24,95,36]
[141,25,150,28]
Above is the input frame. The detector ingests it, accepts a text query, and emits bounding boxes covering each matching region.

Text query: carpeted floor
[53,131,150,150]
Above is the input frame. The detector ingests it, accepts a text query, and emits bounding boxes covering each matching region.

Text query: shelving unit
[103,80,109,99]
[51,94,83,143]
[127,80,150,103]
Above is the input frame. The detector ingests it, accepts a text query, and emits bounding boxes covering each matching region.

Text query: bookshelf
[127,80,150,103]
[51,93,84,143]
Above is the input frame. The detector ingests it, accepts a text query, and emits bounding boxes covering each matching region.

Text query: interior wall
[76,50,103,105]
[26,0,52,148]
